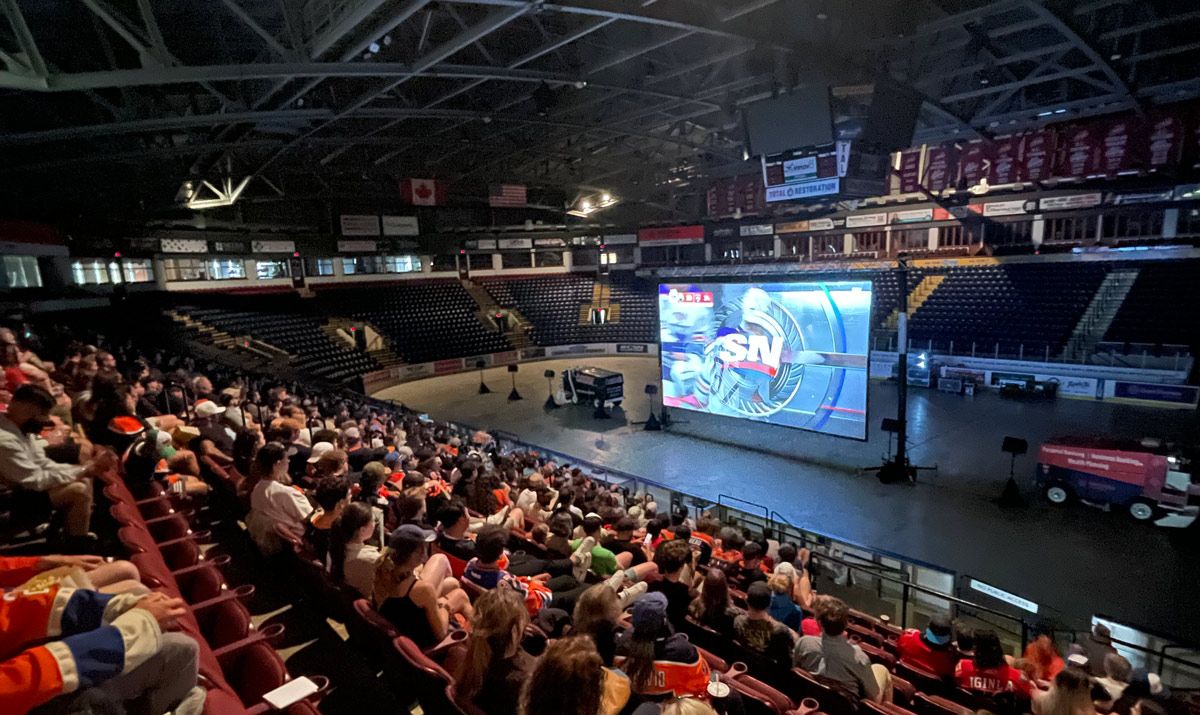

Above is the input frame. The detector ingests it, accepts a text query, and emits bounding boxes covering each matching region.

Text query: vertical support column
[1163,208,1179,240]
[927,227,938,251]
[1031,215,1045,249]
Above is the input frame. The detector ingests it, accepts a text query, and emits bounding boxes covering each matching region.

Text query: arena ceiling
[1,0,1198,220]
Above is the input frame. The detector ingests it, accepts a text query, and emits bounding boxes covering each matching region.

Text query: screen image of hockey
[659,281,872,440]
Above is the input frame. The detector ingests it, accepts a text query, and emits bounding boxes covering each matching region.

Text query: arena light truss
[180,176,253,210]
[567,192,618,218]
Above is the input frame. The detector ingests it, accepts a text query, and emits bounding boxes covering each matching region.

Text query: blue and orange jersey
[614,632,711,699]
[0,583,162,714]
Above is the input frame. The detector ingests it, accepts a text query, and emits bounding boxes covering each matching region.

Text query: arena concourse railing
[871,334,1194,370]
[448,422,1200,689]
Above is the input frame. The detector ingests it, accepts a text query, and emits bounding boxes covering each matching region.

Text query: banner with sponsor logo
[982,199,1034,217]
[1039,193,1103,211]
[382,215,419,236]
[1110,381,1199,407]
[340,214,381,236]
[739,224,773,237]
[338,240,377,253]
[251,240,295,254]
[161,238,208,253]
[616,344,648,354]
[638,225,704,246]
[492,350,519,365]
[890,208,934,224]
[845,212,888,228]
[434,358,464,375]
[1109,190,1173,206]
[761,143,845,204]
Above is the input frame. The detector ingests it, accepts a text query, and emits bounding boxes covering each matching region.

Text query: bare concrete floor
[377,356,1200,642]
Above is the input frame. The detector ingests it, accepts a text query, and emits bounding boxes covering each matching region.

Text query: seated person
[304,476,350,563]
[602,516,648,566]
[247,441,313,553]
[453,588,534,715]
[766,573,804,632]
[328,502,382,597]
[1,554,143,596]
[463,525,590,616]
[0,384,110,548]
[372,523,473,650]
[433,501,475,574]
[897,613,960,680]
[648,539,692,632]
[955,629,1033,699]
[163,450,212,496]
[734,581,796,670]
[570,514,622,577]
[689,568,743,638]
[1096,653,1132,703]
[615,593,711,702]
[732,541,769,589]
[794,596,892,703]
[0,581,202,715]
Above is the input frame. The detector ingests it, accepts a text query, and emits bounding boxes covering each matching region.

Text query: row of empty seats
[315,280,511,364]
[1104,260,1200,349]
[478,273,657,345]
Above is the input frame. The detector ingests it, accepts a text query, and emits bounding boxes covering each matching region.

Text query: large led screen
[659,281,872,440]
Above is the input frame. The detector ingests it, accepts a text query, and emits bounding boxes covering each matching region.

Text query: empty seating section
[1104,260,1200,350]
[478,273,657,345]
[904,263,1106,357]
[318,281,510,364]
[178,305,378,382]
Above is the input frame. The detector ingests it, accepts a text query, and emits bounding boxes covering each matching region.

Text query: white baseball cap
[307,441,335,464]
[194,399,225,417]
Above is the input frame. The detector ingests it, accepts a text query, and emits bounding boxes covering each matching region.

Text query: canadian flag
[401,178,445,206]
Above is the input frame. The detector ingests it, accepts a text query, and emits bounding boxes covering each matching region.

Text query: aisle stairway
[1061,267,1140,361]
[883,274,945,330]
[461,277,533,349]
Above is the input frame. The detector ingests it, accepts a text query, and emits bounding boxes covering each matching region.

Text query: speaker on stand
[996,436,1029,507]
[507,364,522,401]
[476,360,491,394]
[543,370,559,409]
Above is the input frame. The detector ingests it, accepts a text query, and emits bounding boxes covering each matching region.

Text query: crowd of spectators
[0,321,1189,715]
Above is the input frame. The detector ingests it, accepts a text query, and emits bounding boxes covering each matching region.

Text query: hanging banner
[991,134,1023,184]
[959,140,992,186]
[1148,113,1184,168]
[1059,124,1101,178]
[897,148,922,194]
[382,215,419,236]
[340,214,381,236]
[1021,128,1056,182]
[923,144,958,192]
[497,238,532,250]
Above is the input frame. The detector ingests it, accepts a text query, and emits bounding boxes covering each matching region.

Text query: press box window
[256,259,290,279]
[3,256,42,288]
[306,258,334,276]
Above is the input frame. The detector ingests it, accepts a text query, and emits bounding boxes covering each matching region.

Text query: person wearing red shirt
[955,630,1033,699]
[897,614,960,679]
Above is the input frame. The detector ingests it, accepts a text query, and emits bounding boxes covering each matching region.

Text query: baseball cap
[388,523,436,559]
[307,441,335,464]
[774,562,798,579]
[343,426,361,440]
[924,614,954,646]
[384,450,402,466]
[194,399,225,417]
[631,592,670,637]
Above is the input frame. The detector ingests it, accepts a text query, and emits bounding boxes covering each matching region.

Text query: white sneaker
[571,536,596,580]
[617,580,648,609]
[170,686,207,715]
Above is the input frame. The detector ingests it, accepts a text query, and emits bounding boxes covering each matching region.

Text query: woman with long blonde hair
[1034,668,1098,715]
[454,587,532,715]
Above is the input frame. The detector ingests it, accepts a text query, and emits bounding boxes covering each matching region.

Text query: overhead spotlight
[573,80,587,89]
[979,76,990,85]
[368,41,380,54]
[742,148,750,161]
[816,11,828,20]
[481,116,492,124]
[1109,52,1121,60]
[580,199,592,211]
[601,192,611,203]
[383,34,393,46]
[362,51,372,60]
[296,97,305,107]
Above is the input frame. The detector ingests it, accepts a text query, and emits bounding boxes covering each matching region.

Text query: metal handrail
[717,493,768,521]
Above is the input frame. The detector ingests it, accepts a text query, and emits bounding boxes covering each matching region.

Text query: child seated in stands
[462,524,591,616]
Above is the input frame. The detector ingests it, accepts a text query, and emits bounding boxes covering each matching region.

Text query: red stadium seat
[392,636,470,715]
[912,693,975,715]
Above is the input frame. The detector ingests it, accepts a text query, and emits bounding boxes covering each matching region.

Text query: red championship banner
[923,143,959,192]
[897,148,922,193]
[959,140,992,186]
[1058,123,1101,178]
[991,134,1023,184]
[1021,128,1056,182]
[1098,117,1140,175]
[1147,112,1184,168]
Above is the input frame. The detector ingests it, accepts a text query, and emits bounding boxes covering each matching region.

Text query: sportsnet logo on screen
[658,281,872,440]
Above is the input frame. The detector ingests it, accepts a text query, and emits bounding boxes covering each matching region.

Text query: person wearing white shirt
[0,385,105,540]
[247,441,313,554]
[327,502,381,597]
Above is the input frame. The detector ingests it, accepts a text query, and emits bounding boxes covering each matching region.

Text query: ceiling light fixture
[183,176,252,210]
[567,192,618,218]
